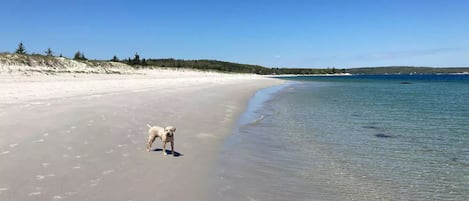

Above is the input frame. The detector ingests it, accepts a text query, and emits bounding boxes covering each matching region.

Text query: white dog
[146,124,176,156]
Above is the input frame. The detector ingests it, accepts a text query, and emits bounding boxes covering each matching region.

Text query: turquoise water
[217,75,469,201]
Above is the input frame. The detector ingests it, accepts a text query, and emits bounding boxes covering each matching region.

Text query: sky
[1,0,469,68]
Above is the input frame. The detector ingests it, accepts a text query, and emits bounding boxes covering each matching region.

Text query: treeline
[134,58,268,73]
[5,42,343,75]
[8,42,468,75]
[115,54,343,75]
[121,57,344,75]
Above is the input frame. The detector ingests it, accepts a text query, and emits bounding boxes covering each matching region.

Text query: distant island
[1,44,468,75]
[345,66,469,75]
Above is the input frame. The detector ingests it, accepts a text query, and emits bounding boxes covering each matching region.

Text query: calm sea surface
[216,75,469,201]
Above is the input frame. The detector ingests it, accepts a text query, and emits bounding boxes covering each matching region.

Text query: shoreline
[214,82,292,200]
[0,70,284,200]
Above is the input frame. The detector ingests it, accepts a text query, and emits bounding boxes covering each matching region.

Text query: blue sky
[1,0,469,68]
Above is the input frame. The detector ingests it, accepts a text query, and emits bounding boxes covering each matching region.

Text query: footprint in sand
[102,169,114,175]
[74,154,88,159]
[89,178,102,187]
[34,139,45,143]
[28,192,41,196]
[43,133,49,137]
[73,166,81,169]
[105,149,114,154]
[42,163,49,167]
[9,143,19,148]
[53,195,63,200]
[66,146,73,151]
[36,175,46,180]
[117,144,128,148]
[83,141,89,145]
[70,126,77,129]
[36,174,55,180]
[1,151,11,155]
[122,153,130,157]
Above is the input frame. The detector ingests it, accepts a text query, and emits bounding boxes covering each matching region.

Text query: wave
[246,115,265,126]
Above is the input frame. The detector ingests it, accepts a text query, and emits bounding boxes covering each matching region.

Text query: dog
[146,124,176,156]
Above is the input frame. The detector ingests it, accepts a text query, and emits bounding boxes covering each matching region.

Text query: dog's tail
[146,124,152,128]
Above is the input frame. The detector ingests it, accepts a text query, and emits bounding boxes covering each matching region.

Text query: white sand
[0,69,284,200]
[0,69,272,106]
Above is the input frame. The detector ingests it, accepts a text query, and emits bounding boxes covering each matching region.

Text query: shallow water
[216,75,469,201]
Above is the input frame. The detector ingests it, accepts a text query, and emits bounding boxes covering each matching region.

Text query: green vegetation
[15,42,26,54]
[111,55,119,62]
[120,58,344,74]
[44,48,54,57]
[73,51,87,60]
[3,42,469,75]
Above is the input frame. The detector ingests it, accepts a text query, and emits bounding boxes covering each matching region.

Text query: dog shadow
[151,148,183,157]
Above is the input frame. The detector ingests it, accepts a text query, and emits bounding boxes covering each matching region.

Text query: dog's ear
[171,127,176,132]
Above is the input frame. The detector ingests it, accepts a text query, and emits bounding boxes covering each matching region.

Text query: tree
[132,53,140,65]
[74,51,82,60]
[74,51,87,60]
[111,55,119,62]
[80,52,87,60]
[15,42,27,54]
[45,48,54,56]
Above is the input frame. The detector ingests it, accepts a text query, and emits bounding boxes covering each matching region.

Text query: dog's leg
[171,141,174,155]
[147,135,156,152]
[163,142,167,156]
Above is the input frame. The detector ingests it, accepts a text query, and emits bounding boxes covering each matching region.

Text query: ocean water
[216,75,469,201]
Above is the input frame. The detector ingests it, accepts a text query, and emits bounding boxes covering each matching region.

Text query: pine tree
[15,42,27,54]
[111,55,119,62]
[74,51,82,60]
[45,48,54,56]
[74,51,87,60]
[80,52,87,60]
[132,53,140,65]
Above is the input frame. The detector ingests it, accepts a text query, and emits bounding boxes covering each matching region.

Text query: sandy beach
[0,69,283,201]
